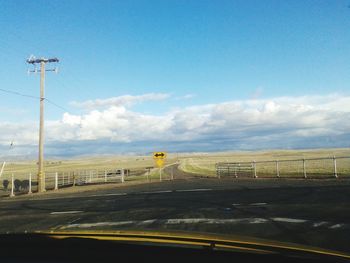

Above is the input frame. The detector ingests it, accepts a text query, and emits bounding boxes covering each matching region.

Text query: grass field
[0,155,177,193]
[0,155,178,181]
[1,148,349,183]
[178,148,350,178]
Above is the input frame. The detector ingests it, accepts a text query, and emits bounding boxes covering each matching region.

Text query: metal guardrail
[216,156,350,179]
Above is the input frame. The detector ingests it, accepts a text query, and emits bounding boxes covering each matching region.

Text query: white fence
[1,168,144,197]
[216,156,350,179]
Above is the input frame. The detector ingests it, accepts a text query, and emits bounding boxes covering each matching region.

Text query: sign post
[153,152,167,182]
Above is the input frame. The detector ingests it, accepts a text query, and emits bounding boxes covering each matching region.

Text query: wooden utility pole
[27,56,59,193]
[38,61,45,192]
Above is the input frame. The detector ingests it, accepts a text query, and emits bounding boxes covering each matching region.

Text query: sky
[0,0,350,158]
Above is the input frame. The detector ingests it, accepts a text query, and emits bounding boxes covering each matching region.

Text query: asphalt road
[1,176,350,253]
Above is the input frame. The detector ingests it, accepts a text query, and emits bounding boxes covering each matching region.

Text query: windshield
[0,0,350,258]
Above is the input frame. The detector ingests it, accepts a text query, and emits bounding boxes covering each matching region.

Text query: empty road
[1,178,350,253]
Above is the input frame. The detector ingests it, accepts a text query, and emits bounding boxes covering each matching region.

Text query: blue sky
[0,0,350,157]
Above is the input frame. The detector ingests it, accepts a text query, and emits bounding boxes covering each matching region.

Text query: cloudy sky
[0,1,350,158]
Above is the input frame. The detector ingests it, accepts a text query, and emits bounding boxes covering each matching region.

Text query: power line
[45,98,70,112]
[0,87,70,113]
[0,87,39,100]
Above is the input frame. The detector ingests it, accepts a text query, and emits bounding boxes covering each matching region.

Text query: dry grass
[178,148,350,178]
[2,148,349,181]
[1,155,178,181]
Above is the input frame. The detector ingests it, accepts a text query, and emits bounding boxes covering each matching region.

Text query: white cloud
[175,94,196,100]
[70,93,170,109]
[1,93,350,156]
[0,122,37,146]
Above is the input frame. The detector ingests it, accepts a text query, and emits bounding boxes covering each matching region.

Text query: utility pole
[27,56,59,193]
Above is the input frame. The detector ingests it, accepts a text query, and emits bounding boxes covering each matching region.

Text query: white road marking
[329,223,345,229]
[50,211,83,215]
[271,217,307,223]
[105,193,128,196]
[313,221,328,227]
[18,192,128,202]
[137,219,157,225]
[140,190,173,194]
[59,217,347,230]
[250,218,269,224]
[61,221,135,229]
[165,218,207,224]
[165,218,269,224]
[61,218,270,229]
[176,189,213,192]
[88,193,127,197]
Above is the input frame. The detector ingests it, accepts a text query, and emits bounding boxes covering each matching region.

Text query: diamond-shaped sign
[153,152,167,159]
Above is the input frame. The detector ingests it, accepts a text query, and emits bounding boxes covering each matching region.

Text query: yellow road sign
[153,152,167,159]
[155,159,165,168]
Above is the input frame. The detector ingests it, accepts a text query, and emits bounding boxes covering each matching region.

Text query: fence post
[73,172,76,186]
[54,172,58,190]
[303,158,307,179]
[28,173,32,194]
[89,170,92,183]
[171,166,174,180]
[0,161,5,177]
[104,170,107,183]
[159,168,162,182]
[147,168,150,182]
[10,173,14,197]
[234,166,237,178]
[68,172,70,185]
[121,169,125,183]
[276,160,280,178]
[333,156,338,178]
[253,160,257,178]
[217,164,221,179]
